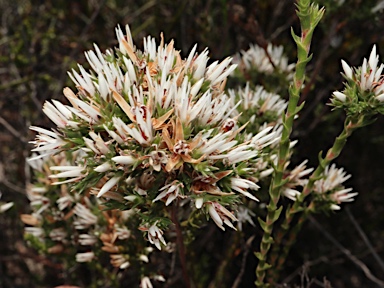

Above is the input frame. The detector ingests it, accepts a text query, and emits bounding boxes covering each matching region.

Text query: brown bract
[162,118,204,172]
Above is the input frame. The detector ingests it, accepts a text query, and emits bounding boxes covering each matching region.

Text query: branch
[309,215,384,287]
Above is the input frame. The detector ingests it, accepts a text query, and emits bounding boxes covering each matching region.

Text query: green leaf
[273,206,283,222]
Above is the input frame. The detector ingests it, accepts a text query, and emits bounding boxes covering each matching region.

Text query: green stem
[268,116,362,283]
[254,1,324,286]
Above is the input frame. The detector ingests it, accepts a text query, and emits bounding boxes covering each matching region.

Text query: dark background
[1,0,384,287]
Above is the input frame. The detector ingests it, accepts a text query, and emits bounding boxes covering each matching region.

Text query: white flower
[94,162,112,173]
[286,160,314,187]
[282,188,301,201]
[207,202,237,231]
[236,43,294,76]
[79,234,98,246]
[153,181,183,206]
[29,127,65,159]
[76,251,95,262]
[314,164,351,193]
[115,225,131,240]
[339,45,384,101]
[236,205,255,231]
[147,223,166,250]
[73,203,98,229]
[341,59,353,79]
[25,227,44,238]
[230,177,259,201]
[97,176,121,198]
[314,164,358,209]
[110,254,130,269]
[49,228,67,242]
[49,165,84,185]
[112,155,136,165]
[140,276,153,288]
[333,91,347,102]
[195,197,204,209]
[0,201,13,213]
[229,84,287,122]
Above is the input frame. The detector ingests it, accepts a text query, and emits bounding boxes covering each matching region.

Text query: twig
[0,115,28,143]
[0,164,25,194]
[208,232,239,288]
[171,201,190,288]
[345,207,384,273]
[232,235,255,288]
[55,0,107,97]
[309,215,384,287]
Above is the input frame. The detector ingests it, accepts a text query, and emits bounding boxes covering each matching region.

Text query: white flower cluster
[229,83,287,127]
[24,152,155,277]
[314,164,358,210]
[30,25,280,241]
[235,43,294,76]
[281,161,357,211]
[333,45,384,103]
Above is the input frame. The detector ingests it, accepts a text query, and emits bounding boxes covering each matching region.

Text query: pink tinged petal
[208,204,224,231]
[341,60,353,79]
[333,91,347,102]
[97,176,120,198]
[112,155,136,165]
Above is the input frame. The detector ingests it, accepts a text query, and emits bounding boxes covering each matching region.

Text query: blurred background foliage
[1,0,384,287]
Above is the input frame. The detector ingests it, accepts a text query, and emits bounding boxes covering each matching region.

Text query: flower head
[314,164,358,210]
